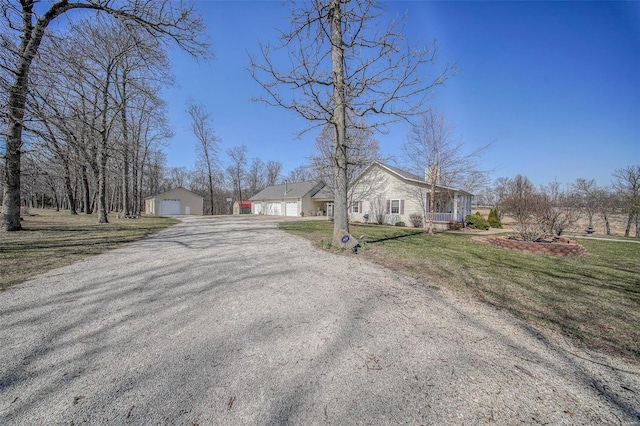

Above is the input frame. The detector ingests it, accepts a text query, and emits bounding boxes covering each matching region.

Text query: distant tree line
[0,6,293,219]
[474,165,640,239]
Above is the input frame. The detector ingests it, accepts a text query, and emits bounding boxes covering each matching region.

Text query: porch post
[453,193,459,222]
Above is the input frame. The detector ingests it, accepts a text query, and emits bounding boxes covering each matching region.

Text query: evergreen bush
[488,208,502,228]
[465,212,490,230]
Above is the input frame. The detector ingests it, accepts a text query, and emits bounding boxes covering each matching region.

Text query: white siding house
[347,162,473,229]
[248,162,472,229]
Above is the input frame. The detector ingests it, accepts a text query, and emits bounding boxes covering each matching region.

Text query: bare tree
[266,160,283,186]
[403,110,490,233]
[309,120,384,200]
[166,166,192,189]
[571,178,599,231]
[593,187,619,236]
[188,101,220,215]
[227,145,248,202]
[0,0,208,231]
[613,165,640,237]
[246,158,266,197]
[497,175,548,241]
[286,165,314,183]
[249,0,454,243]
[537,182,579,237]
[144,149,167,196]
[369,193,386,225]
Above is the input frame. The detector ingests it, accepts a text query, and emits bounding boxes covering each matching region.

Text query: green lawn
[280,220,640,362]
[0,210,178,290]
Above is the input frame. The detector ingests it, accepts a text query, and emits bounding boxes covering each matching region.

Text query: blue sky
[162,1,640,187]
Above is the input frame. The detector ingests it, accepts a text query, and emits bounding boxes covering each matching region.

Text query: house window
[391,199,400,214]
[352,201,359,213]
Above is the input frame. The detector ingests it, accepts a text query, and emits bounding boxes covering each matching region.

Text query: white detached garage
[144,187,204,216]
[250,181,326,217]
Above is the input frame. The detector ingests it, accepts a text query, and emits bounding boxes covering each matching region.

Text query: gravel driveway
[1,216,639,425]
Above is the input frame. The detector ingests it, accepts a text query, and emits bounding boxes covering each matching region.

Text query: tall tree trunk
[427,182,436,234]
[48,181,60,212]
[1,4,35,231]
[52,144,78,215]
[59,145,77,214]
[0,15,34,230]
[137,161,145,215]
[3,107,24,231]
[82,166,92,214]
[624,212,632,237]
[1,2,80,231]
[329,0,349,244]
[120,71,131,216]
[97,70,111,224]
[132,144,140,215]
[122,140,130,215]
[603,213,611,236]
[97,143,109,223]
[207,162,215,215]
[63,171,77,215]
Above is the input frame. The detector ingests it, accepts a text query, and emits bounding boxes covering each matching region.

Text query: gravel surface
[1,216,639,425]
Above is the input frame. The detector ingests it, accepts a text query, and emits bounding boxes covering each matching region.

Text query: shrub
[409,213,423,228]
[465,212,490,230]
[488,208,502,228]
[395,221,406,227]
[448,221,463,231]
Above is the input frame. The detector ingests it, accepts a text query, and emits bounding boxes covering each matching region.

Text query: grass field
[280,220,640,363]
[0,209,178,290]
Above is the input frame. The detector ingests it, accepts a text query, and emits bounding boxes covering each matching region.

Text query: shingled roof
[249,181,325,201]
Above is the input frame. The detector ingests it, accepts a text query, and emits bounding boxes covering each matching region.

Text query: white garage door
[160,199,181,215]
[253,203,262,214]
[265,202,281,216]
[285,201,298,217]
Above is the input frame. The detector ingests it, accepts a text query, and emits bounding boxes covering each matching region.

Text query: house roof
[311,185,334,200]
[379,163,423,182]
[249,181,325,201]
[144,187,203,200]
[363,161,473,196]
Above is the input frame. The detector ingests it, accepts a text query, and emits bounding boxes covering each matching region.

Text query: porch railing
[426,212,465,223]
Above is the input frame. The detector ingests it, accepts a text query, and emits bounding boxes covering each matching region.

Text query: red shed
[232,200,252,215]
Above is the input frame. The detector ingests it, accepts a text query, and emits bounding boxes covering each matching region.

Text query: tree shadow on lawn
[361,232,639,362]
[453,247,640,362]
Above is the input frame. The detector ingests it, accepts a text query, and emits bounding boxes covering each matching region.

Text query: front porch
[425,192,472,224]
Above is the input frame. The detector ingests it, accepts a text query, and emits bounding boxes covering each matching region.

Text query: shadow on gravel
[1,216,638,424]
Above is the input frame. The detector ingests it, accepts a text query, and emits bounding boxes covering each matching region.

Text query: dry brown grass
[0,209,178,290]
[473,207,633,237]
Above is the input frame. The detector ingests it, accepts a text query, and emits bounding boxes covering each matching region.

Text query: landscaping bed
[481,236,587,256]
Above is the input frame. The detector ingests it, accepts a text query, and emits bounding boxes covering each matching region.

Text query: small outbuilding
[232,200,252,215]
[144,187,204,216]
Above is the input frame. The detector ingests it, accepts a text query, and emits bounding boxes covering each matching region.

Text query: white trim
[390,199,400,214]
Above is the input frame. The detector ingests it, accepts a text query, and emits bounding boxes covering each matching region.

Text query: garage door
[160,199,181,215]
[285,201,298,217]
[265,202,281,216]
[253,203,262,215]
